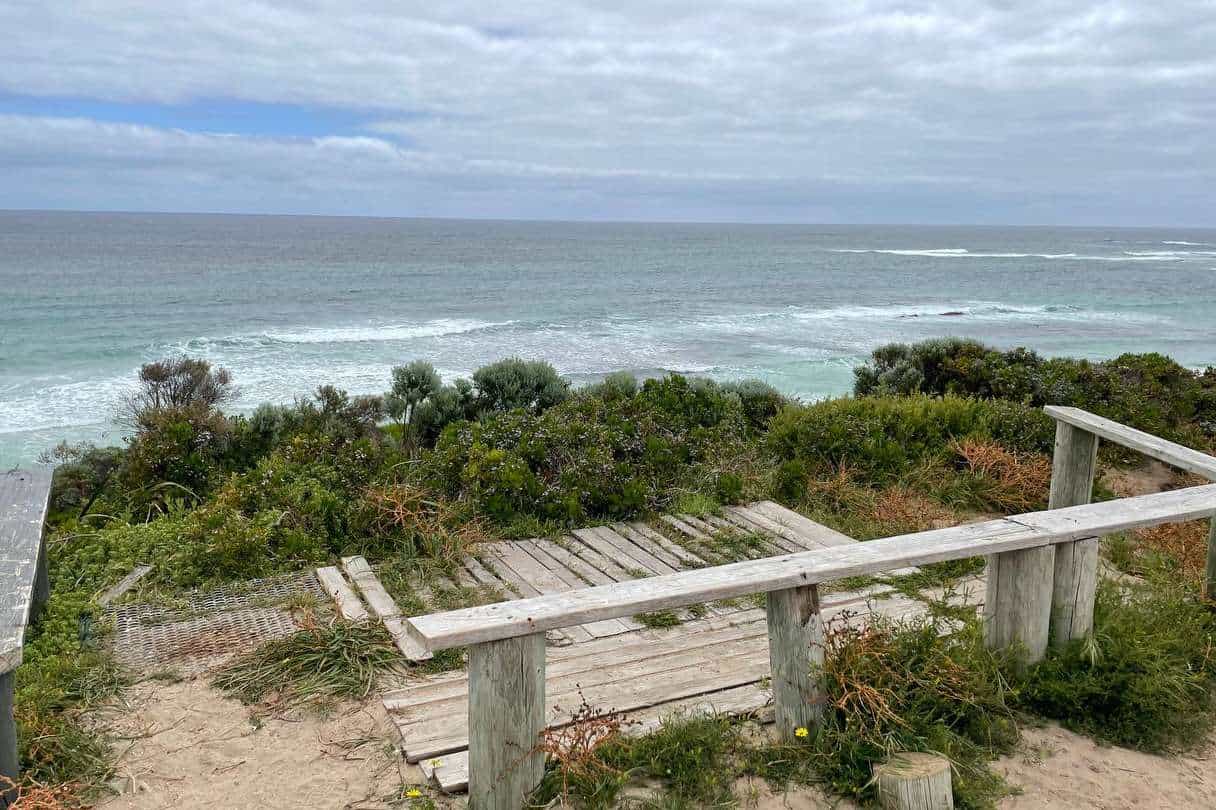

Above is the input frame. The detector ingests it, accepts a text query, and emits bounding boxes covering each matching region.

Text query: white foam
[264,318,514,344]
[830,248,1183,261]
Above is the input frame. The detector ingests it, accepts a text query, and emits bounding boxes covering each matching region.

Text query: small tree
[120,357,235,430]
[385,360,442,450]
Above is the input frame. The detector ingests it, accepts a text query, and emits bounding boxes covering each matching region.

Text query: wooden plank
[97,564,154,607]
[1046,420,1100,647]
[315,566,369,622]
[553,535,639,583]
[748,501,856,548]
[483,544,595,644]
[521,542,638,635]
[720,507,806,554]
[1045,405,1216,480]
[468,633,545,810]
[572,527,663,576]
[340,556,431,661]
[409,484,1216,650]
[628,522,710,566]
[418,682,774,794]
[734,505,835,553]
[400,646,772,762]
[590,526,680,574]
[1,467,53,675]
[611,523,695,569]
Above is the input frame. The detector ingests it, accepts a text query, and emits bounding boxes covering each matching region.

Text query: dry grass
[361,482,488,563]
[1130,521,1212,590]
[0,778,83,810]
[952,439,1052,511]
[537,695,632,803]
[871,486,957,534]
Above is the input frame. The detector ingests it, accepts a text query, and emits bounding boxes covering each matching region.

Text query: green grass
[212,620,407,710]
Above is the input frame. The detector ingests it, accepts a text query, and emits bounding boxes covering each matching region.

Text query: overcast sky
[1,1,1213,225]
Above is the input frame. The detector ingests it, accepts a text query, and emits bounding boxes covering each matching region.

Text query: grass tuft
[212,618,406,710]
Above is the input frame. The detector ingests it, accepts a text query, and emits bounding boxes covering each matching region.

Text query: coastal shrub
[42,442,125,521]
[581,370,638,400]
[853,339,1216,443]
[429,374,748,523]
[411,378,478,448]
[471,357,569,413]
[720,378,787,431]
[766,394,1054,483]
[385,360,442,450]
[119,356,235,430]
[1020,579,1216,752]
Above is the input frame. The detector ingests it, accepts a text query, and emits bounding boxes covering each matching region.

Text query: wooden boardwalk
[362,501,927,794]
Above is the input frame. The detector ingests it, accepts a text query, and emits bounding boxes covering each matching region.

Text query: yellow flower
[405,788,422,798]
[794,726,809,738]
[429,758,442,767]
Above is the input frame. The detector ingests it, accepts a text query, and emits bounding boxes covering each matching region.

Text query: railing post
[1047,420,1100,646]
[1,671,16,804]
[766,584,824,740]
[1206,519,1216,602]
[468,632,546,810]
[984,545,1055,665]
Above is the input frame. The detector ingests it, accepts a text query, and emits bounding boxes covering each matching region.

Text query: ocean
[3,211,1215,466]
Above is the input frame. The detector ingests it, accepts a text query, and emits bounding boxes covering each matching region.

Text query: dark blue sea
[3,211,1215,464]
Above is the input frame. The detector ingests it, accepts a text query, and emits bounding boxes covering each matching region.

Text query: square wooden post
[1205,519,1216,602]
[468,633,546,810]
[1,671,17,806]
[984,546,1055,665]
[1047,421,1100,646]
[766,584,825,740]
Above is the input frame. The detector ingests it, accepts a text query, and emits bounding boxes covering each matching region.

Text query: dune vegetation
[11,340,1216,808]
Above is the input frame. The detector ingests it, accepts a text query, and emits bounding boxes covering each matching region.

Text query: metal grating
[108,570,327,678]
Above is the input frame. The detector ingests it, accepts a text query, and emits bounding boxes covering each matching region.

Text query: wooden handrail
[1044,406,1216,480]
[408,483,1216,651]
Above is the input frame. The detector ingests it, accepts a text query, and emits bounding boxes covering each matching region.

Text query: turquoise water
[3,211,1215,465]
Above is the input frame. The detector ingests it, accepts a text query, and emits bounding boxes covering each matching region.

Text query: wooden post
[1206,519,1216,602]
[1047,421,1100,646]
[984,546,1054,665]
[31,540,49,620]
[1,672,17,806]
[467,633,546,810]
[873,752,953,810]
[766,584,824,740]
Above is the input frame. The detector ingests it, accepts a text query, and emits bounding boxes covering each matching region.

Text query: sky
[1,1,1213,225]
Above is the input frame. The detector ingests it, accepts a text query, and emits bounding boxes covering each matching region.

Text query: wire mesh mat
[107,570,326,678]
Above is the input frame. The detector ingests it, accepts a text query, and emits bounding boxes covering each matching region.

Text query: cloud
[1,1,1213,224]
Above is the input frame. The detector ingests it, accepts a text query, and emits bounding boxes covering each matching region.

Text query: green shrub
[472,357,569,413]
[1020,580,1216,752]
[720,378,787,431]
[767,394,1054,483]
[428,375,748,524]
[854,339,1216,444]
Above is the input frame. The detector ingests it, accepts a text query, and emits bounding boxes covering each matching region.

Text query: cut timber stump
[873,752,953,810]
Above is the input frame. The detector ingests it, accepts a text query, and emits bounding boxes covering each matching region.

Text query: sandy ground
[96,678,1216,810]
[96,680,427,810]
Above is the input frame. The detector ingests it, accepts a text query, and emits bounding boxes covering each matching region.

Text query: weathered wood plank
[467,633,545,810]
[483,544,595,644]
[1,467,54,675]
[340,556,432,661]
[409,484,1216,650]
[1045,406,1216,480]
[611,522,692,569]
[315,566,370,622]
[623,522,707,567]
[767,584,824,740]
[749,501,856,548]
[720,506,805,554]
[96,565,154,608]
[1047,420,1100,647]
[520,541,639,635]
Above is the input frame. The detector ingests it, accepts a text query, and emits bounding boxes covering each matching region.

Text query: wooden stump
[766,584,825,740]
[873,752,954,810]
[467,633,546,810]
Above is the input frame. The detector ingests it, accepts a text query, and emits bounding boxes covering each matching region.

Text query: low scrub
[854,338,1216,445]
[1020,580,1216,752]
[767,394,1054,484]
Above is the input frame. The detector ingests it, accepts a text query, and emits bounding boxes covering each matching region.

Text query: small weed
[634,611,681,629]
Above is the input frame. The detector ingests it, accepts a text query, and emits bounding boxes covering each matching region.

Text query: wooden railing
[405,409,1216,810]
[1,468,54,798]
